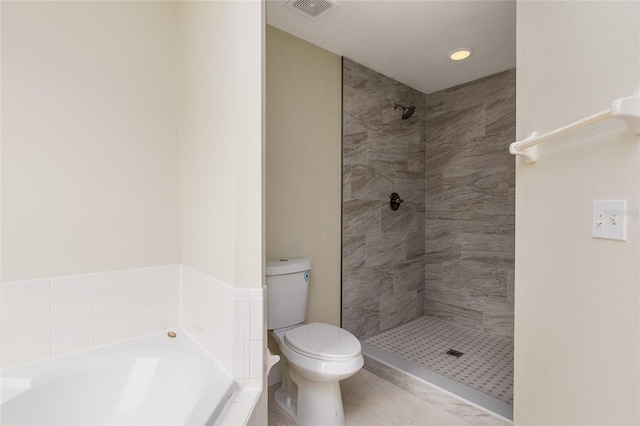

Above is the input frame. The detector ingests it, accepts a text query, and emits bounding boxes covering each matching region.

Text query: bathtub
[0,329,236,425]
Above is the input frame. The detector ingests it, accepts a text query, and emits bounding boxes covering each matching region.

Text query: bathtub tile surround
[1,264,265,389]
[342,58,427,340]
[180,264,265,389]
[0,265,264,392]
[425,69,515,338]
[0,265,180,367]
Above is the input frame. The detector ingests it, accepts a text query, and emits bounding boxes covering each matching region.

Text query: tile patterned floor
[268,368,510,426]
[364,315,513,404]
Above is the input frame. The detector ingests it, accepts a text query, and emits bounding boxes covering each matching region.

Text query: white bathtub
[0,329,236,425]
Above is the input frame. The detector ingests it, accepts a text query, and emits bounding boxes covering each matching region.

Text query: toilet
[267,258,363,426]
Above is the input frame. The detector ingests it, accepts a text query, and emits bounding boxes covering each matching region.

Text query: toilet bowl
[266,258,363,426]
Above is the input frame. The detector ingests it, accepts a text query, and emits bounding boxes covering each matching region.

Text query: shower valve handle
[389,193,404,211]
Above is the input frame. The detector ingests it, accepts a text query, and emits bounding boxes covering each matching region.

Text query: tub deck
[0,329,235,425]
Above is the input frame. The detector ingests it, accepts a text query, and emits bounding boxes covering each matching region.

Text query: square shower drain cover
[446,349,465,358]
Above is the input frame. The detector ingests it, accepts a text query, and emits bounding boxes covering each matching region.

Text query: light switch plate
[592,200,627,241]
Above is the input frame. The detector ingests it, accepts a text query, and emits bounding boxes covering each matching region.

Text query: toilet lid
[284,323,361,361]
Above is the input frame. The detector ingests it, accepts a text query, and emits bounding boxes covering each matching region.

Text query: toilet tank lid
[266,258,312,276]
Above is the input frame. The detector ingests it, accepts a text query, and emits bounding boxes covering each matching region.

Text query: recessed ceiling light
[449,48,474,61]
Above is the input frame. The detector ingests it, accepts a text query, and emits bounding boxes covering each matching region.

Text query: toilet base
[275,367,346,426]
[274,387,298,421]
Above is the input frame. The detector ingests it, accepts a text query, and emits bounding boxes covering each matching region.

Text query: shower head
[393,103,416,120]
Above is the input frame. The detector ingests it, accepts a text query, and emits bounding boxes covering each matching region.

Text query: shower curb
[361,343,513,423]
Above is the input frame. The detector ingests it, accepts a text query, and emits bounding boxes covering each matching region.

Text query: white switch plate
[592,200,627,241]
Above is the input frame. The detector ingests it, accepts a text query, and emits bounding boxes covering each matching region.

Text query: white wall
[1,2,181,281]
[178,2,265,422]
[266,26,342,326]
[180,1,264,290]
[515,1,640,424]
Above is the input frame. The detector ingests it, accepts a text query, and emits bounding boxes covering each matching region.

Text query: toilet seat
[283,322,361,361]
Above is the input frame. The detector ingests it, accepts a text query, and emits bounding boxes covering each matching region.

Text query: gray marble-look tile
[363,355,405,387]
[408,139,426,174]
[427,104,486,144]
[393,260,425,294]
[508,169,515,202]
[424,300,483,330]
[416,288,425,317]
[343,131,368,165]
[426,200,485,214]
[426,139,462,173]
[402,373,465,406]
[348,266,393,308]
[344,58,392,95]
[343,300,379,340]
[381,114,424,139]
[347,64,397,101]
[461,233,514,254]
[425,260,443,285]
[381,201,424,233]
[342,283,350,321]
[426,172,443,204]
[367,130,409,159]
[425,281,485,312]
[482,199,515,217]
[444,70,511,112]
[342,171,353,203]
[406,231,426,262]
[399,365,511,426]
[343,86,384,132]
[379,289,419,331]
[343,235,366,276]
[343,199,383,237]
[425,230,461,261]
[343,114,368,136]
[462,133,514,170]
[365,232,407,268]
[485,96,516,137]
[483,301,514,338]
[509,68,516,99]
[483,212,515,236]
[426,90,445,117]
[442,260,508,303]
[426,210,484,234]
[395,170,425,203]
[442,168,510,203]
[343,164,352,201]
[460,251,514,267]
[397,83,427,112]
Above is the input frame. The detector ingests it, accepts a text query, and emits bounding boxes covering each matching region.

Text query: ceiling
[266,0,516,94]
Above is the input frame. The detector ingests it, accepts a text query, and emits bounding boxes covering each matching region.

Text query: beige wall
[180,1,264,289]
[1,2,180,281]
[266,26,342,326]
[515,1,640,424]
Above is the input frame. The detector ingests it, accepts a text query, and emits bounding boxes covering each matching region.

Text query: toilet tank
[266,258,312,330]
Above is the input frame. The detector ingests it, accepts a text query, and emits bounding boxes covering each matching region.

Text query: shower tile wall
[342,58,426,340]
[425,70,515,338]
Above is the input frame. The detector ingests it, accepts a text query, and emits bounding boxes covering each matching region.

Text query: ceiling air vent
[285,0,339,20]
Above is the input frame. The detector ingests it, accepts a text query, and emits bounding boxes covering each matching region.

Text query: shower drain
[446,349,464,358]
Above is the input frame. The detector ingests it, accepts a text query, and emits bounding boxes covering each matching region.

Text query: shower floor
[364,315,514,405]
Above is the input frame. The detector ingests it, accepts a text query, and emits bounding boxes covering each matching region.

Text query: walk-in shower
[342,57,515,420]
